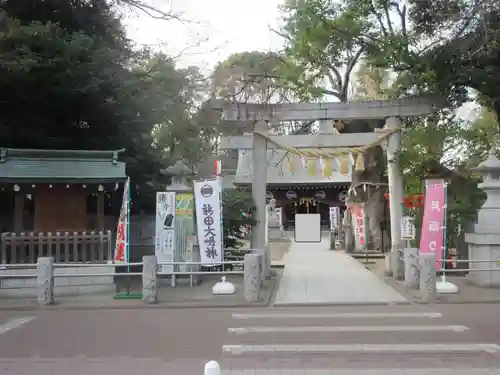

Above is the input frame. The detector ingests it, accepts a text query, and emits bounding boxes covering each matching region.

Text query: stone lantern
[465,146,500,287]
[162,160,192,192]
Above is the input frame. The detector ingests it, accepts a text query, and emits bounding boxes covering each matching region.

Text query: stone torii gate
[214,98,438,268]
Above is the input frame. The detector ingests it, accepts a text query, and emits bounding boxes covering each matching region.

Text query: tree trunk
[340,119,389,252]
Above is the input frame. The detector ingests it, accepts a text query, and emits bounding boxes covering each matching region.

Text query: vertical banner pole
[441,182,449,282]
[126,177,131,274]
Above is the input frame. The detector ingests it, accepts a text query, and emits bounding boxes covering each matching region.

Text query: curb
[271,300,412,308]
[0,277,278,311]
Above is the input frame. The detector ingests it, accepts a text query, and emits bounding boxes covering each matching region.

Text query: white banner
[329,206,340,230]
[114,177,130,264]
[155,192,176,273]
[276,207,283,229]
[194,180,223,264]
[401,216,416,240]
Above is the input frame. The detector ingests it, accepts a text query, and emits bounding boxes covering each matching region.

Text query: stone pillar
[419,253,437,303]
[244,253,261,302]
[142,255,158,304]
[392,249,404,280]
[385,117,404,273]
[37,256,54,306]
[404,248,419,289]
[252,120,269,279]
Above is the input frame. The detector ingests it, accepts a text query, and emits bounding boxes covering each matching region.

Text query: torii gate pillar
[251,120,268,251]
[386,117,404,276]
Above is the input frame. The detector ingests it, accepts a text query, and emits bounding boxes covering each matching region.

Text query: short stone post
[403,248,419,289]
[37,256,54,306]
[390,249,404,280]
[142,255,158,304]
[419,253,437,304]
[244,253,261,302]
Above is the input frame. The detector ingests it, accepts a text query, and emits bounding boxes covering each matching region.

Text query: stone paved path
[274,237,408,305]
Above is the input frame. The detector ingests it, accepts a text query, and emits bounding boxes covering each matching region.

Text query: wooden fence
[0,231,113,264]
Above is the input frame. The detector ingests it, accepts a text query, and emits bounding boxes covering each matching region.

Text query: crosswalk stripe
[231,312,442,319]
[0,317,35,336]
[219,369,500,375]
[228,325,469,334]
[222,343,500,354]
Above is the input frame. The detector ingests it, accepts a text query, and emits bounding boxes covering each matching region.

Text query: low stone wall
[0,266,115,298]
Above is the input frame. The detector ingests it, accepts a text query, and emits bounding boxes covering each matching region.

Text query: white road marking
[228,325,468,334]
[222,343,500,354]
[231,312,443,319]
[0,317,36,336]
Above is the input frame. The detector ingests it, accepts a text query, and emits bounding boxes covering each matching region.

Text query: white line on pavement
[228,325,469,334]
[219,369,500,375]
[0,317,36,336]
[222,343,500,354]
[231,312,443,319]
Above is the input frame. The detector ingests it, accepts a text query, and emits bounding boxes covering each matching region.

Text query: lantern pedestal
[465,146,500,287]
[436,276,459,294]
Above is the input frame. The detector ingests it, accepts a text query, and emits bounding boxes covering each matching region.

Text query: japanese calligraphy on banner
[400,216,416,240]
[419,179,446,268]
[350,203,367,251]
[114,177,130,264]
[155,192,176,273]
[329,206,340,230]
[194,180,223,264]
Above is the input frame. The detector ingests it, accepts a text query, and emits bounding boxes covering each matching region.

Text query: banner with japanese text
[350,203,367,251]
[113,177,130,264]
[329,206,340,230]
[419,179,446,268]
[194,180,223,265]
[155,192,176,273]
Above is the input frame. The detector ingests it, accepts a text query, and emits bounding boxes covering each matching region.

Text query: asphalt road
[1,304,500,374]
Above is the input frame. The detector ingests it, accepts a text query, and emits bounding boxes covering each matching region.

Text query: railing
[1,231,113,264]
[0,251,267,306]
[393,248,500,303]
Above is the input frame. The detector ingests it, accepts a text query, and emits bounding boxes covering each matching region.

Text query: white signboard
[194,180,223,264]
[295,214,321,243]
[329,206,340,230]
[276,207,283,229]
[401,216,415,240]
[155,192,176,273]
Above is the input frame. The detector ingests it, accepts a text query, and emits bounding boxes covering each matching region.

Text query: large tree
[0,0,197,211]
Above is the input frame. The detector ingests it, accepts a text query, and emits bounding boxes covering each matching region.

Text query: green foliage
[221,189,256,249]
[0,0,208,213]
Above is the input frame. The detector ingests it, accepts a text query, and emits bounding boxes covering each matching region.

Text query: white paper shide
[155,192,176,273]
[194,180,223,264]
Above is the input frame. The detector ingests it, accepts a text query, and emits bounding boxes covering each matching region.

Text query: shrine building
[229,148,352,230]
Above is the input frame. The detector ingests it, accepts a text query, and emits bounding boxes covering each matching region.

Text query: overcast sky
[122,0,477,120]
[123,0,284,72]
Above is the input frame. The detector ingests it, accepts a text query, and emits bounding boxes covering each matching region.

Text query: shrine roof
[0,148,127,183]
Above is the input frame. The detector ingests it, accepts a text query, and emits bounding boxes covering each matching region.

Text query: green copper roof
[0,148,127,183]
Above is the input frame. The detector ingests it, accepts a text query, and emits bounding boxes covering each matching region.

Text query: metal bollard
[204,360,221,375]
[403,248,419,289]
[142,255,158,304]
[37,256,54,306]
[244,253,261,302]
[419,253,437,304]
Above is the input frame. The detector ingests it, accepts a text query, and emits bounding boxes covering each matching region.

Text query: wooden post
[13,192,24,232]
[97,191,105,230]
